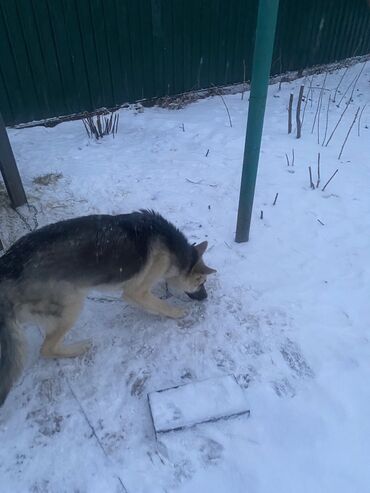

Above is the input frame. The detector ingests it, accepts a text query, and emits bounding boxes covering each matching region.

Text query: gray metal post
[0,113,27,208]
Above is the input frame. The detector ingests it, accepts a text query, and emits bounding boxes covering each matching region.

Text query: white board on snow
[148,375,250,434]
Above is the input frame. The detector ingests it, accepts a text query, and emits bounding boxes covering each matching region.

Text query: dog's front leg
[124,290,185,319]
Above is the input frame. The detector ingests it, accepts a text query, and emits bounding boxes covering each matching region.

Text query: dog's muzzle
[186,284,207,301]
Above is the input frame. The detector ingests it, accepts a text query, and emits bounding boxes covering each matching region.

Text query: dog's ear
[192,257,217,275]
[194,241,208,257]
[201,264,217,275]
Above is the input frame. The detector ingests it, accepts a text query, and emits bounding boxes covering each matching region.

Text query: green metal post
[235,0,279,242]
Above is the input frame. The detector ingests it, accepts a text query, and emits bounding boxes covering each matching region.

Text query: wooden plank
[0,113,27,208]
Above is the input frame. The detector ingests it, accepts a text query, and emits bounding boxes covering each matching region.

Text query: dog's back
[0,210,195,288]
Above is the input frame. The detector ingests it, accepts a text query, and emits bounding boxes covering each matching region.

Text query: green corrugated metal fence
[0,0,369,125]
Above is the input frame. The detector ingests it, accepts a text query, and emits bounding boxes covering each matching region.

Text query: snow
[1,60,370,493]
[149,375,249,433]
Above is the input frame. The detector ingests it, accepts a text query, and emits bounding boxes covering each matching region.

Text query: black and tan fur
[0,210,216,405]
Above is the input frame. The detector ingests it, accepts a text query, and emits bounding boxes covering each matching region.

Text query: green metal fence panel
[0,0,369,125]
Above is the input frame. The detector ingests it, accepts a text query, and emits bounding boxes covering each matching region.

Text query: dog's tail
[0,300,24,406]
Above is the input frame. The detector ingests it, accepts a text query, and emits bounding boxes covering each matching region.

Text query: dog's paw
[168,307,186,319]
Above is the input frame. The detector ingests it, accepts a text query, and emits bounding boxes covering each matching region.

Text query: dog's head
[168,241,216,300]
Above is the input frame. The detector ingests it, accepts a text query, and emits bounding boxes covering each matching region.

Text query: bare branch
[302,75,314,124]
[321,169,338,192]
[296,85,304,139]
[308,166,315,189]
[357,104,367,137]
[288,93,293,134]
[311,72,328,135]
[324,100,350,147]
[322,92,331,146]
[338,106,360,160]
[332,66,349,103]
[316,153,321,188]
[211,84,233,127]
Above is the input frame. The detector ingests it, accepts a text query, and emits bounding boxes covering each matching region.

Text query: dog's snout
[186,283,207,301]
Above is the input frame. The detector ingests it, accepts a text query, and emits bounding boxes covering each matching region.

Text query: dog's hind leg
[40,296,89,359]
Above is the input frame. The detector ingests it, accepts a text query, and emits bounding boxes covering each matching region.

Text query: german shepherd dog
[0,210,216,405]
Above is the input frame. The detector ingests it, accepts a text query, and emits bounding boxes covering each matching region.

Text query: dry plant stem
[285,153,290,166]
[322,92,331,145]
[357,104,367,137]
[83,111,119,140]
[322,169,338,191]
[325,100,350,147]
[337,74,357,107]
[348,62,367,103]
[309,166,315,189]
[212,84,233,127]
[338,106,360,160]
[273,193,279,206]
[302,75,313,125]
[241,60,246,100]
[288,93,293,133]
[317,92,323,144]
[310,75,315,107]
[311,72,327,134]
[291,148,295,166]
[296,85,304,139]
[115,114,119,135]
[336,63,366,108]
[332,66,349,103]
[317,219,325,226]
[316,153,321,188]
[260,210,264,220]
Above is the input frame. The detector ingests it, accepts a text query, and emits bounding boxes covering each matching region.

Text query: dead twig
[296,85,304,139]
[302,75,314,125]
[185,178,217,188]
[308,166,315,189]
[324,100,350,147]
[322,169,338,192]
[273,193,279,206]
[322,92,331,146]
[260,210,264,220]
[241,60,246,100]
[288,93,293,134]
[332,66,349,103]
[337,63,366,108]
[285,149,294,167]
[312,72,327,135]
[357,104,367,137]
[316,153,321,188]
[83,111,119,140]
[348,62,367,104]
[317,219,325,226]
[338,106,360,160]
[337,74,357,107]
[211,84,233,127]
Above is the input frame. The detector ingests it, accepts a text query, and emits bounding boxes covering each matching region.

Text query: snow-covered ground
[0,60,369,493]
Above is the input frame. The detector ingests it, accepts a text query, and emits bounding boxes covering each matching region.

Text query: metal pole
[235,0,279,242]
[0,113,27,208]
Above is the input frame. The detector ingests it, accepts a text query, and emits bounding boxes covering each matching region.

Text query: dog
[0,210,216,406]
